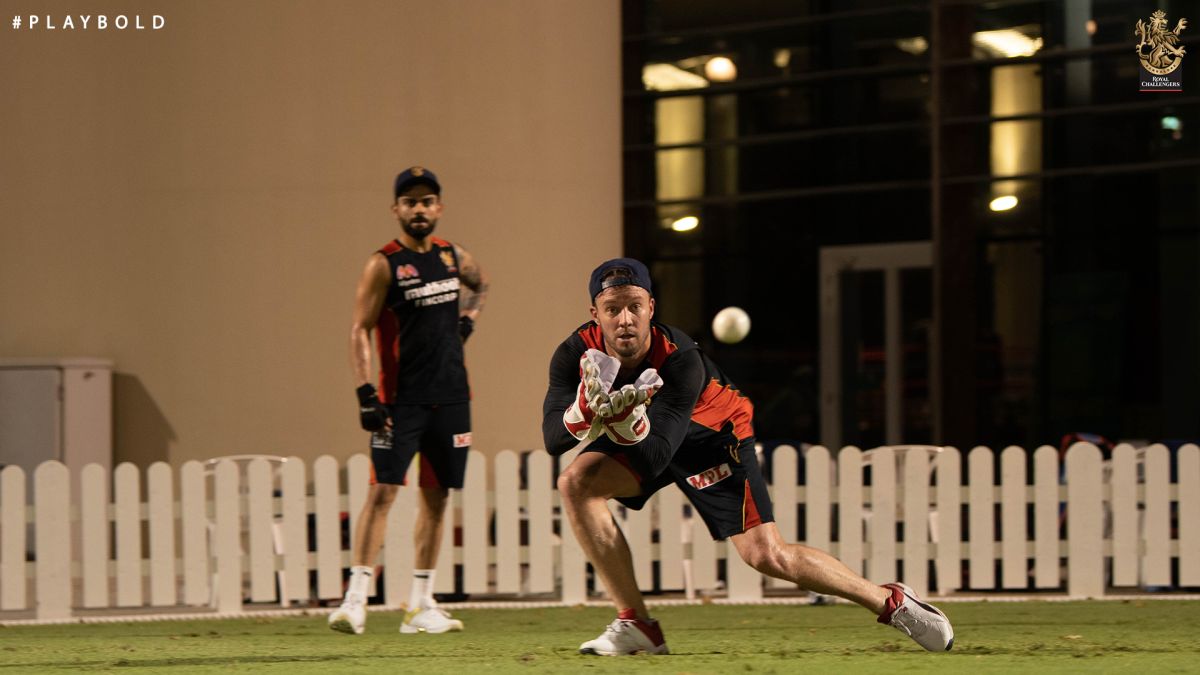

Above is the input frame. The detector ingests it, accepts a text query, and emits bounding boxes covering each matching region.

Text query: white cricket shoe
[579,611,668,656]
[400,607,464,634]
[328,598,366,635]
[878,583,954,651]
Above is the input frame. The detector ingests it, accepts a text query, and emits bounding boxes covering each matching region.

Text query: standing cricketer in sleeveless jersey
[542,258,953,656]
[329,166,488,636]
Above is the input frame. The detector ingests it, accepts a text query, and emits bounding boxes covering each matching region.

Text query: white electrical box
[0,358,113,483]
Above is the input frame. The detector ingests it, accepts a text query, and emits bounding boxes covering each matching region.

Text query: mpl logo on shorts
[452,432,472,448]
[686,463,732,490]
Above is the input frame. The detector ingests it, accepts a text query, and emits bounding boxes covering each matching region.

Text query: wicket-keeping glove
[600,369,663,446]
[562,349,620,441]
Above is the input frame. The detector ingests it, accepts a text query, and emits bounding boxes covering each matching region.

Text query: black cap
[394,166,441,198]
[589,257,652,302]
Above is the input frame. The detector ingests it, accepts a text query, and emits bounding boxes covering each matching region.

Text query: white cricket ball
[712,306,751,344]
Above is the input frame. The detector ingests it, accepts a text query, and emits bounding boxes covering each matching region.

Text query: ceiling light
[704,56,737,82]
[895,37,929,55]
[671,216,699,232]
[973,29,1043,58]
[642,63,709,92]
[989,195,1018,212]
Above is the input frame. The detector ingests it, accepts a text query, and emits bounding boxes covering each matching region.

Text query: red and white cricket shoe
[579,609,668,656]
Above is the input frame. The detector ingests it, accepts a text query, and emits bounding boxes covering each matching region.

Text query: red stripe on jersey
[743,479,763,531]
[578,323,604,351]
[645,327,678,369]
[430,236,452,248]
[692,379,755,439]
[375,310,400,403]
[380,239,404,255]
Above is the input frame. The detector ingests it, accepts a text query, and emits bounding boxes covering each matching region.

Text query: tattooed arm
[455,243,490,321]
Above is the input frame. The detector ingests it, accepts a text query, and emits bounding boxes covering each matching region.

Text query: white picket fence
[1,442,1198,621]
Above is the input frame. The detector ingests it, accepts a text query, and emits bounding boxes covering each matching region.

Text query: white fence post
[1110,444,1139,587]
[213,459,242,613]
[0,466,25,611]
[1032,446,1058,588]
[935,447,962,593]
[1142,444,1171,586]
[34,461,70,620]
[968,446,995,589]
[180,460,208,606]
[80,463,108,608]
[1000,446,1026,589]
[1179,444,1200,586]
[148,462,176,606]
[901,448,930,597]
[246,458,275,603]
[114,462,142,607]
[1066,442,1103,598]
[527,452,554,594]
[280,457,308,604]
[313,456,341,601]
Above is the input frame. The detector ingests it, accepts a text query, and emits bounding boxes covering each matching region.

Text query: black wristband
[356,383,378,405]
[459,315,475,341]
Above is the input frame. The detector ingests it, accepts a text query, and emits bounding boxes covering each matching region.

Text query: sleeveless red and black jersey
[556,319,753,441]
[374,237,468,404]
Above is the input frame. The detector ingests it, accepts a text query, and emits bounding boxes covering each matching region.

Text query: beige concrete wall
[0,1,621,466]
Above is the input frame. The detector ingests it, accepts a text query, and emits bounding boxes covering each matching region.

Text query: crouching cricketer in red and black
[542,257,953,656]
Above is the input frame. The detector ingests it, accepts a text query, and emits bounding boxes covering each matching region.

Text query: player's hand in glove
[562,349,620,441]
[356,384,390,432]
[599,369,663,446]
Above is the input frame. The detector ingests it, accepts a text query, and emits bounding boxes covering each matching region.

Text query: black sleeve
[622,348,705,478]
[541,337,584,455]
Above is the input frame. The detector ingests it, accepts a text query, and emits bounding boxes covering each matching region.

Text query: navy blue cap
[394,166,441,197]
[589,257,653,302]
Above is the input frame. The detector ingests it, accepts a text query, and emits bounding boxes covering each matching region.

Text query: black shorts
[584,426,774,541]
[369,402,471,488]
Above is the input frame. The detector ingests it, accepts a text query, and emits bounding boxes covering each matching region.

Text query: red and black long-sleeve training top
[542,320,754,479]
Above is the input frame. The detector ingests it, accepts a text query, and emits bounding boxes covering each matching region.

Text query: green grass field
[2,600,1198,673]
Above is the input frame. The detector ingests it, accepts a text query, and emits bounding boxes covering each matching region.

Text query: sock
[410,569,435,610]
[346,565,372,603]
[876,584,905,624]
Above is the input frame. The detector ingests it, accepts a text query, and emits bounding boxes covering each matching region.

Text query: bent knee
[738,543,787,576]
[367,484,400,509]
[556,468,584,499]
